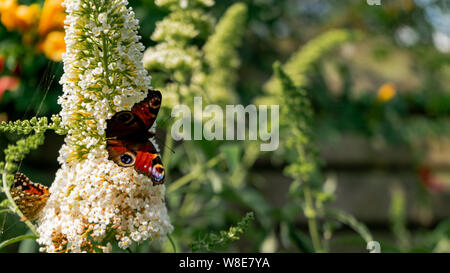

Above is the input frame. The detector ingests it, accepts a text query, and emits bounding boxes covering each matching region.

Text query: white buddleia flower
[36,0,172,253]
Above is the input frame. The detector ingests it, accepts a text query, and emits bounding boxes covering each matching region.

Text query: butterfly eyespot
[120,153,135,165]
[116,112,134,124]
[151,164,165,183]
[149,97,161,108]
[106,90,164,184]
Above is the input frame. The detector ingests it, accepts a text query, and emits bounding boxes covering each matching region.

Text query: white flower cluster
[58,0,150,157]
[142,0,215,108]
[37,0,172,252]
[143,44,201,74]
[155,0,214,9]
[37,148,172,252]
[143,43,201,108]
[143,0,247,107]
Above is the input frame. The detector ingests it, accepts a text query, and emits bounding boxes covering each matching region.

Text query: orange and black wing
[106,89,162,138]
[106,139,165,185]
[10,173,49,221]
[131,89,162,130]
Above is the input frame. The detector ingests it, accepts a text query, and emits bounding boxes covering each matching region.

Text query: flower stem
[162,129,173,176]
[324,208,373,244]
[0,209,10,215]
[101,34,110,86]
[303,185,323,253]
[0,234,38,250]
[167,154,224,193]
[167,233,177,253]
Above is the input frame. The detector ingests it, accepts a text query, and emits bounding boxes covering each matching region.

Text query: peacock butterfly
[105,89,165,185]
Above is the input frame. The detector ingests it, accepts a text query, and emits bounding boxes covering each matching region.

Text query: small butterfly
[10,173,49,221]
[106,89,165,185]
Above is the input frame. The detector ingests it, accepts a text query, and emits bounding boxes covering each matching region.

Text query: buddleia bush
[0,0,173,253]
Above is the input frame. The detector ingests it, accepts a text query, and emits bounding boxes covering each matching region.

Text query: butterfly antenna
[17,161,23,173]
[154,134,176,154]
[157,115,173,129]
[152,115,176,154]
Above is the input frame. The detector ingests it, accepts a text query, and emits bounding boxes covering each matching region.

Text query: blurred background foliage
[0,0,449,253]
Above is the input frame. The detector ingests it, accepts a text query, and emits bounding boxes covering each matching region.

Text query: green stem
[324,208,373,244]
[303,185,323,253]
[101,34,110,86]
[0,208,10,215]
[167,154,224,193]
[167,170,199,194]
[1,165,39,237]
[0,234,38,250]
[162,130,173,175]
[167,233,177,253]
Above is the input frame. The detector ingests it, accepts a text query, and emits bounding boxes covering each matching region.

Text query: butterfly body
[11,173,49,221]
[106,89,165,185]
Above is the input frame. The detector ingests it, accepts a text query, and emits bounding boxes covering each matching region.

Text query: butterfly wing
[106,89,161,138]
[105,139,136,167]
[11,173,49,221]
[106,89,164,185]
[131,89,162,130]
[105,111,146,138]
[106,139,165,185]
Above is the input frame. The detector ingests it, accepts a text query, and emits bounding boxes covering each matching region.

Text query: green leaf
[18,233,39,253]
[0,208,10,215]
[220,144,241,174]
[0,199,10,208]
[288,225,314,253]
[0,234,38,250]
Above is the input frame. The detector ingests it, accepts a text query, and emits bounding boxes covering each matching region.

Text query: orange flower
[12,4,40,32]
[377,82,397,102]
[0,12,17,31]
[0,0,67,62]
[15,4,41,32]
[0,0,16,12]
[38,0,65,36]
[0,0,18,31]
[0,0,40,33]
[40,31,66,62]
